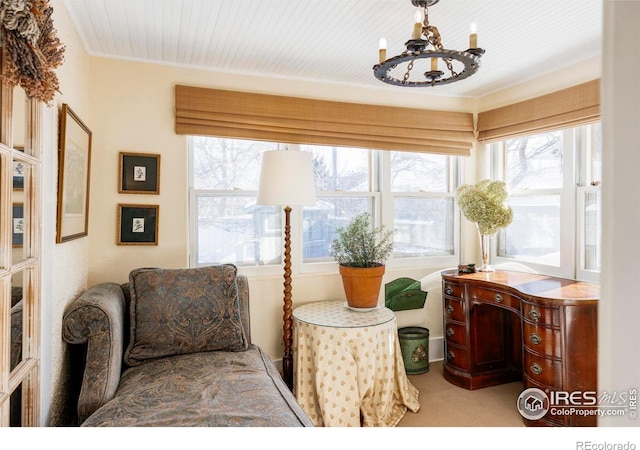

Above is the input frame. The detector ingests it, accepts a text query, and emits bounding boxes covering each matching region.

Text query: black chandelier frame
[373,0,485,87]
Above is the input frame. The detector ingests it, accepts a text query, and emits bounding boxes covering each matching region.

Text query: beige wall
[599,0,640,426]
[44,0,91,425]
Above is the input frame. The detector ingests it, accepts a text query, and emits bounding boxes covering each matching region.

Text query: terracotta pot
[339,264,385,309]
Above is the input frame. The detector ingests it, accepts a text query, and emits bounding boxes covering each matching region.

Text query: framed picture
[119,152,161,194]
[12,203,24,247]
[13,161,25,190]
[56,104,92,243]
[117,204,159,245]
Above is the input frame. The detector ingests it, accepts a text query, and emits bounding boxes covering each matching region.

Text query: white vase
[476,225,495,272]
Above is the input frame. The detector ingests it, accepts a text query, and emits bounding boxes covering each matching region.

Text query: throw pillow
[124,265,248,366]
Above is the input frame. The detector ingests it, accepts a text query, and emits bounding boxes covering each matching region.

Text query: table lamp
[257,149,316,389]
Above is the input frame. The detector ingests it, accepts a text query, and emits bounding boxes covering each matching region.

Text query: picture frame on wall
[119,152,160,194]
[117,204,159,245]
[12,203,24,247]
[13,161,25,190]
[56,103,92,243]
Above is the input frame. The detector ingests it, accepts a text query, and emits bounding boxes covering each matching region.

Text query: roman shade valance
[175,85,475,156]
[476,79,600,143]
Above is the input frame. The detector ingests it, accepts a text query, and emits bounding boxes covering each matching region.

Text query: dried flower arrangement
[1,0,65,105]
[455,179,514,235]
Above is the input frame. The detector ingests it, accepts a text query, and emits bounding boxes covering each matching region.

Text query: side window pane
[303,197,372,261]
[301,145,369,192]
[192,137,276,190]
[390,152,448,192]
[506,132,563,190]
[195,195,281,267]
[498,194,561,266]
[393,197,454,257]
[591,122,602,184]
[584,191,601,271]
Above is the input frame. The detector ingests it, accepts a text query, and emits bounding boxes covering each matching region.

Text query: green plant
[330,212,394,268]
[455,179,514,235]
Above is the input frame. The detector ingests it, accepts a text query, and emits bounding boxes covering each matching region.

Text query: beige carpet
[397,360,525,427]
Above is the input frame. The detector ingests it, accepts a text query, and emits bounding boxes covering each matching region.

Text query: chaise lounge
[62,264,312,426]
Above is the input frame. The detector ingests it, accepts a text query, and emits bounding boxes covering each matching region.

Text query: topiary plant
[330,212,394,268]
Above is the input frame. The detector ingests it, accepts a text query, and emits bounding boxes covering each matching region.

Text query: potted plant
[455,179,514,272]
[330,212,394,309]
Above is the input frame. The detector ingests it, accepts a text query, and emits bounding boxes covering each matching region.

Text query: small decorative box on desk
[441,270,599,427]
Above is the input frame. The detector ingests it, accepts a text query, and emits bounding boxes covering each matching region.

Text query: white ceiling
[62,0,603,98]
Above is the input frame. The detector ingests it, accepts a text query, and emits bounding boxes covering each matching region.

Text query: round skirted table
[292,300,420,427]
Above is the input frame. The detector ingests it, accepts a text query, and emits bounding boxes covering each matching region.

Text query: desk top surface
[442,270,599,304]
[293,300,394,328]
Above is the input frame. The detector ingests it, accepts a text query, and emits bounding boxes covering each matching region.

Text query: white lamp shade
[257,150,316,206]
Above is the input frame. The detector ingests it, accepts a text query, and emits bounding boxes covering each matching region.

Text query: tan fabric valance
[175,85,475,156]
[476,79,600,143]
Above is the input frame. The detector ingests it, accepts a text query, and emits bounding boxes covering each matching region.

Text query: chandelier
[373,0,484,87]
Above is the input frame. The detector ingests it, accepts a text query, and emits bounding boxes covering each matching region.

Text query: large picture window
[190,137,459,273]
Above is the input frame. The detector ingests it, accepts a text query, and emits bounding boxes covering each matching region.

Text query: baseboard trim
[429,336,444,362]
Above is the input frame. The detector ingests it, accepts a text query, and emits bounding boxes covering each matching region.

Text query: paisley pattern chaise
[62,265,312,427]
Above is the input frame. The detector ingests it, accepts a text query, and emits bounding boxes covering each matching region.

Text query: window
[190,137,459,274]
[491,123,601,282]
[301,144,375,264]
[190,137,281,271]
[388,151,455,261]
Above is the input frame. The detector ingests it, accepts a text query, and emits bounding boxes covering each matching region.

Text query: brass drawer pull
[447,351,455,360]
[530,334,542,345]
[530,363,543,375]
[446,305,454,314]
[445,287,454,295]
[494,293,503,303]
[446,328,455,337]
[529,309,541,321]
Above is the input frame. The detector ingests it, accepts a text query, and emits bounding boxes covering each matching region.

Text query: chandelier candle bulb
[431,57,438,71]
[469,22,478,48]
[412,9,422,39]
[379,37,387,62]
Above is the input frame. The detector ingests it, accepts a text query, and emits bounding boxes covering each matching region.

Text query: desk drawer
[444,320,467,346]
[444,298,466,322]
[445,341,470,371]
[443,282,463,298]
[523,349,562,388]
[523,322,562,358]
[469,286,518,310]
[522,302,560,327]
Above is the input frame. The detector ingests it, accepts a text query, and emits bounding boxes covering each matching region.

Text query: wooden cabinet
[441,270,599,427]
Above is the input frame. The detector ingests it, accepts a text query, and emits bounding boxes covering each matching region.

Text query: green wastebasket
[398,326,430,374]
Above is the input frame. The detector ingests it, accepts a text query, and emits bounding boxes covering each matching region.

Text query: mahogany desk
[441,270,599,426]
